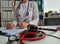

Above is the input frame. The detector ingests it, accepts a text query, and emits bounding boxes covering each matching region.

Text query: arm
[29,1,39,26]
[12,3,20,26]
[6,4,18,29]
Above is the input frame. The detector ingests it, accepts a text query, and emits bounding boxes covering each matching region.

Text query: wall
[44,0,60,12]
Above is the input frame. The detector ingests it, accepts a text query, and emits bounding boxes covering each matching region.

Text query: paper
[2,27,27,35]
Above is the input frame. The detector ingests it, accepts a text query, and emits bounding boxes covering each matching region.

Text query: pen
[23,19,27,22]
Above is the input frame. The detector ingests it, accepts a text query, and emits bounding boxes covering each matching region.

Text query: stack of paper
[2,28,27,35]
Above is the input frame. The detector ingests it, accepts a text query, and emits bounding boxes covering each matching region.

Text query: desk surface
[0,27,60,44]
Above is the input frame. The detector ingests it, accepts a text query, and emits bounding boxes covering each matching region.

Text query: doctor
[6,0,39,29]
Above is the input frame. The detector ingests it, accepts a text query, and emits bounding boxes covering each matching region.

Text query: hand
[18,22,29,28]
[6,22,14,29]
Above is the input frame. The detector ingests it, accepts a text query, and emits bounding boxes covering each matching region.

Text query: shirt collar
[22,1,28,5]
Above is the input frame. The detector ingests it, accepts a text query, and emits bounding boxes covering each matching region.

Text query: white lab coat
[13,1,39,26]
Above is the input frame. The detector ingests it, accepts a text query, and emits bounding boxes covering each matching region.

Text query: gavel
[27,24,57,32]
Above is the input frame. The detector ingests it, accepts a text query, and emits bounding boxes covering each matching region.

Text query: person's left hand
[18,22,29,28]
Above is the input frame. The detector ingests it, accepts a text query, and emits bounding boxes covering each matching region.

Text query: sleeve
[12,5,18,26]
[29,1,39,26]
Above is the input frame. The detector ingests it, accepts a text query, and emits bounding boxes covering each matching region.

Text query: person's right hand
[18,22,29,28]
[6,22,14,29]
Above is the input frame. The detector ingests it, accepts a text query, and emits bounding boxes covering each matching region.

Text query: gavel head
[27,24,38,32]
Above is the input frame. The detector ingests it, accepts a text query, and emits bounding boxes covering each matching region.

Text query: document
[2,27,27,35]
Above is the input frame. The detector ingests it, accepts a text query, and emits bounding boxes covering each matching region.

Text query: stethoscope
[16,1,29,23]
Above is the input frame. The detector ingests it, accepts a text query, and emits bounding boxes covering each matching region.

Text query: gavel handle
[38,28,57,31]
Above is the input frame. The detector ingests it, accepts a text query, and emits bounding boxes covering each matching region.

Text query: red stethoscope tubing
[20,31,46,44]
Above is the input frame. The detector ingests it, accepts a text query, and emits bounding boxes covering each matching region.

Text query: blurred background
[0,0,60,27]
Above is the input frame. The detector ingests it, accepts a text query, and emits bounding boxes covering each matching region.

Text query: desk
[0,27,60,44]
[24,31,60,44]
